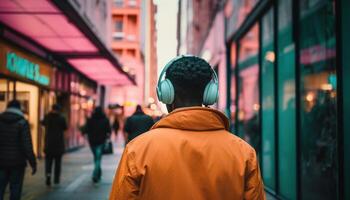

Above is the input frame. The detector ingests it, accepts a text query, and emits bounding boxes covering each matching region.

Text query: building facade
[108,0,158,115]
[0,0,133,156]
[178,0,350,199]
[141,0,158,107]
[68,0,111,46]
[0,39,96,157]
[177,0,227,112]
[224,0,349,199]
[177,0,225,56]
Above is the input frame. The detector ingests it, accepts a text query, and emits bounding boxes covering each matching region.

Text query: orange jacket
[110,107,266,200]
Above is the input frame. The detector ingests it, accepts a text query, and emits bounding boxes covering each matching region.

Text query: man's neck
[174,102,202,109]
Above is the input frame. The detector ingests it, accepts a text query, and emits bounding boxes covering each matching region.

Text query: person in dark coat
[0,100,37,200]
[41,104,67,186]
[112,117,120,136]
[83,107,111,183]
[123,105,154,144]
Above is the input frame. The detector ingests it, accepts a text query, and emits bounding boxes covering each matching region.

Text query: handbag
[103,139,113,155]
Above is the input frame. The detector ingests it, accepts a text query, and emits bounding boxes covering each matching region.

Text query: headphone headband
[157,55,219,105]
[157,55,218,90]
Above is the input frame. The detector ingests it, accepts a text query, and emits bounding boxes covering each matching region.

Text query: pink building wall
[68,0,111,46]
[107,0,145,115]
[201,11,227,112]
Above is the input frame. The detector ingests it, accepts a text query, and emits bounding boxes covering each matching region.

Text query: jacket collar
[151,106,229,131]
[5,108,24,117]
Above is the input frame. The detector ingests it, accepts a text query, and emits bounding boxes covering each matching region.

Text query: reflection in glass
[226,0,259,36]
[237,24,260,154]
[0,79,9,112]
[277,0,296,198]
[230,42,237,132]
[15,81,39,155]
[0,80,15,113]
[299,0,338,199]
[261,9,275,189]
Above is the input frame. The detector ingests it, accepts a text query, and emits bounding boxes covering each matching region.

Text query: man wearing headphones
[109,56,266,200]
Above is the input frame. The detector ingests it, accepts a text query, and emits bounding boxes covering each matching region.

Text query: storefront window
[15,81,39,155]
[0,79,8,111]
[70,95,80,148]
[0,79,15,111]
[226,0,259,37]
[261,8,275,190]
[342,0,350,199]
[39,90,56,158]
[237,24,260,154]
[299,0,337,199]
[277,0,297,198]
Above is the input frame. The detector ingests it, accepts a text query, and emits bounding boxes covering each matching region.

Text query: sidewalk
[4,141,124,200]
[3,137,276,200]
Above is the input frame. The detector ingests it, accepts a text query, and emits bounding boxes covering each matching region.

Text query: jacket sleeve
[20,120,36,168]
[110,146,140,200]
[244,148,266,200]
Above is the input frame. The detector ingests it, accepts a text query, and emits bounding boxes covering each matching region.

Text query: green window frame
[341,0,350,198]
[261,8,276,190]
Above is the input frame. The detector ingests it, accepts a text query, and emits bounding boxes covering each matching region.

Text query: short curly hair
[166,56,212,102]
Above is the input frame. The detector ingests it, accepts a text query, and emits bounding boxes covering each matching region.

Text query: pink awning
[0,0,133,85]
[68,58,131,86]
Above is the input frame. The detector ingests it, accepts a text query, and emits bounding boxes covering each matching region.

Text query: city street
[3,140,276,200]
[3,142,123,200]
[0,0,347,199]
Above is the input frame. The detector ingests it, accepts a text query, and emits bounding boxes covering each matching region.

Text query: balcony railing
[113,32,124,40]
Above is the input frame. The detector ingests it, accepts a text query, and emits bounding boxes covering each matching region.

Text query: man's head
[94,106,103,114]
[7,100,21,110]
[135,105,143,113]
[164,56,212,112]
[52,104,61,112]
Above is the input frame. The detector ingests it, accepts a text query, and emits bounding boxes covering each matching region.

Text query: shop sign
[6,52,50,86]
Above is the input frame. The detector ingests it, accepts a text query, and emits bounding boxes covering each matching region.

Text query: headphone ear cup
[203,82,219,106]
[158,79,175,104]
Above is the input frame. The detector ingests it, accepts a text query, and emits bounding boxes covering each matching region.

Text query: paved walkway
[4,140,124,200]
[3,137,276,200]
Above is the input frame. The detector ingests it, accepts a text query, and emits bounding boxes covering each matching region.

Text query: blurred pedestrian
[0,100,37,200]
[83,107,111,183]
[112,115,120,137]
[41,104,67,186]
[110,56,266,200]
[123,105,154,144]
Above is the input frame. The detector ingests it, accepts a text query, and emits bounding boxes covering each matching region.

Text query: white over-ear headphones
[156,55,219,106]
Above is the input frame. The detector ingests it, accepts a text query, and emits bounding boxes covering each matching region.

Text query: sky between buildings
[154,0,178,76]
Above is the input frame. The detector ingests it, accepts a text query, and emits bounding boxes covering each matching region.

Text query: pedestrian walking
[112,115,120,138]
[123,105,154,144]
[41,104,67,186]
[83,107,111,183]
[0,100,37,200]
[110,55,266,200]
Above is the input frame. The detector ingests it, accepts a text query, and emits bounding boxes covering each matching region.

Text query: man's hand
[31,165,37,175]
